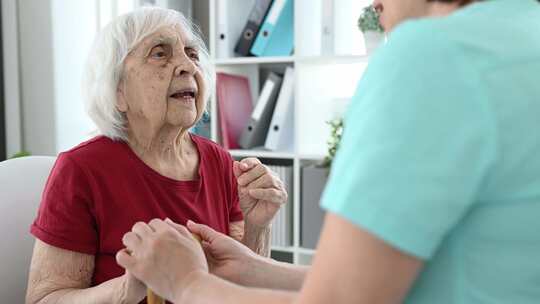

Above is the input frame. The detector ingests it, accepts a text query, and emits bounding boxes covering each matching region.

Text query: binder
[239,72,283,149]
[264,67,294,151]
[215,1,252,59]
[250,0,294,57]
[320,0,335,55]
[334,0,364,55]
[216,73,253,149]
[234,0,274,56]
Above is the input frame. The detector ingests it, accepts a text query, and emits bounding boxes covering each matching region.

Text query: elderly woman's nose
[173,60,197,77]
[171,52,197,76]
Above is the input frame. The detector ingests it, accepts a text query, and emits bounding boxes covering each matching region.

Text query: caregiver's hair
[82,7,215,141]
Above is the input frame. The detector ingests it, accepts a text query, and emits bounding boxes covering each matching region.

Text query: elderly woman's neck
[127,129,194,162]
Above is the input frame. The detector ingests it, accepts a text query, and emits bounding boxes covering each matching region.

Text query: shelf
[296,247,316,255]
[298,153,325,160]
[229,149,295,159]
[271,246,295,253]
[214,56,294,66]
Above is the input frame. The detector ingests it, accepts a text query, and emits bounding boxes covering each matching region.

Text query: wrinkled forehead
[133,25,197,52]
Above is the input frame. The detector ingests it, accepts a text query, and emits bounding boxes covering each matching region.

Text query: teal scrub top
[320,0,540,303]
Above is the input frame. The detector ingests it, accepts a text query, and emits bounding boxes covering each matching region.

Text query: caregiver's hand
[185,220,262,286]
[116,219,208,302]
[235,158,287,227]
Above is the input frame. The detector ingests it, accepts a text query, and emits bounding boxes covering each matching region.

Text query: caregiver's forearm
[243,255,309,291]
[30,277,123,304]
[178,271,298,304]
[242,221,271,257]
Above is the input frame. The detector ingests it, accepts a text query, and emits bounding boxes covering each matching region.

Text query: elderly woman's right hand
[114,272,147,303]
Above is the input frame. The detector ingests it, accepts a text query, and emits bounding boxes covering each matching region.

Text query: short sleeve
[225,154,244,223]
[320,21,496,259]
[30,153,98,254]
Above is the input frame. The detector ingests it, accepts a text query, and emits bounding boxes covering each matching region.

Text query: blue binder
[250,0,294,57]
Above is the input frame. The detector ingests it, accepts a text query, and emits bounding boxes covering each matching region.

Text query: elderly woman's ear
[116,86,129,113]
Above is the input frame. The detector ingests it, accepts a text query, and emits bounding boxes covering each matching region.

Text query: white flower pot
[363,31,385,54]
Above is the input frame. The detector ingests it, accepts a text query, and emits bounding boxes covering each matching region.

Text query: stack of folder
[217,0,294,58]
[216,68,295,152]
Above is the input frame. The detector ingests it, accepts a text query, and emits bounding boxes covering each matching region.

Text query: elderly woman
[25,7,286,304]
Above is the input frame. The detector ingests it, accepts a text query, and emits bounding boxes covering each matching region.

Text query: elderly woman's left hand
[234,158,287,227]
[116,219,208,302]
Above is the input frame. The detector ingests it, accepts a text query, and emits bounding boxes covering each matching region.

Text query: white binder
[320,0,335,55]
[239,72,283,149]
[264,67,294,151]
[215,1,253,59]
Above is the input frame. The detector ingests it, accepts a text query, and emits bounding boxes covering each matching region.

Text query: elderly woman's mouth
[169,88,197,102]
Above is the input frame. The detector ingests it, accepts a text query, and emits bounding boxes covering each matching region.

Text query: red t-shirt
[31,134,243,287]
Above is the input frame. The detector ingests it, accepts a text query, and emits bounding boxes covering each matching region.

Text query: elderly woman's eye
[150,45,169,59]
[186,49,200,61]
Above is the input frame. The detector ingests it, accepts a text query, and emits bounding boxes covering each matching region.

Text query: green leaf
[358,5,384,33]
[9,151,31,159]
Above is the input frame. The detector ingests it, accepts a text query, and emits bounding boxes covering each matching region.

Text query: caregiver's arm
[205,222,307,290]
[180,214,422,304]
[26,239,144,304]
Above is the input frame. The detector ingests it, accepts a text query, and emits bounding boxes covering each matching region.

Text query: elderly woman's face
[117,26,206,133]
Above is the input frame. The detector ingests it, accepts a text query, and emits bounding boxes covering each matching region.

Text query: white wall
[14,0,98,156]
[1,0,22,156]
[51,0,97,152]
[17,0,57,155]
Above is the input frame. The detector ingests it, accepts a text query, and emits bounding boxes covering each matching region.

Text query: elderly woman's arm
[232,158,288,257]
[230,221,271,257]
[26,240,144,304]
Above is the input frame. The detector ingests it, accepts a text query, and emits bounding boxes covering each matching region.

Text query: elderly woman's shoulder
[57,135,130,168]
[191,133,234,161]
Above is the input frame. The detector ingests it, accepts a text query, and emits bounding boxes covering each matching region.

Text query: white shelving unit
[188,0,372,264]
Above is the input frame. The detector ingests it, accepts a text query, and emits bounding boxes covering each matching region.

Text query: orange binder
[216,73,253,149]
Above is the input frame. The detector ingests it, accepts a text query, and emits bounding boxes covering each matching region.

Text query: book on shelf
[250,0,294,57]
[268,164,293,247]
[216,73,253,149]
[234,0,274,56]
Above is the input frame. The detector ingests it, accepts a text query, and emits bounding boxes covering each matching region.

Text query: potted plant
[321,118,344,169]
[358,4,385,54]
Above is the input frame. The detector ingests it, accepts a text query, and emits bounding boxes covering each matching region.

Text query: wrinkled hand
[235,158,287,227]
[114,272,146,304]
[116,219,208,302]
[185,220,261,285]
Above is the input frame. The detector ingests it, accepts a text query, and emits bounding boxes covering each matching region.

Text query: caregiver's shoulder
[386,0,540,64]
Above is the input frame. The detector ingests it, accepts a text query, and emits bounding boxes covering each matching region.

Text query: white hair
[82,7,215,141]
